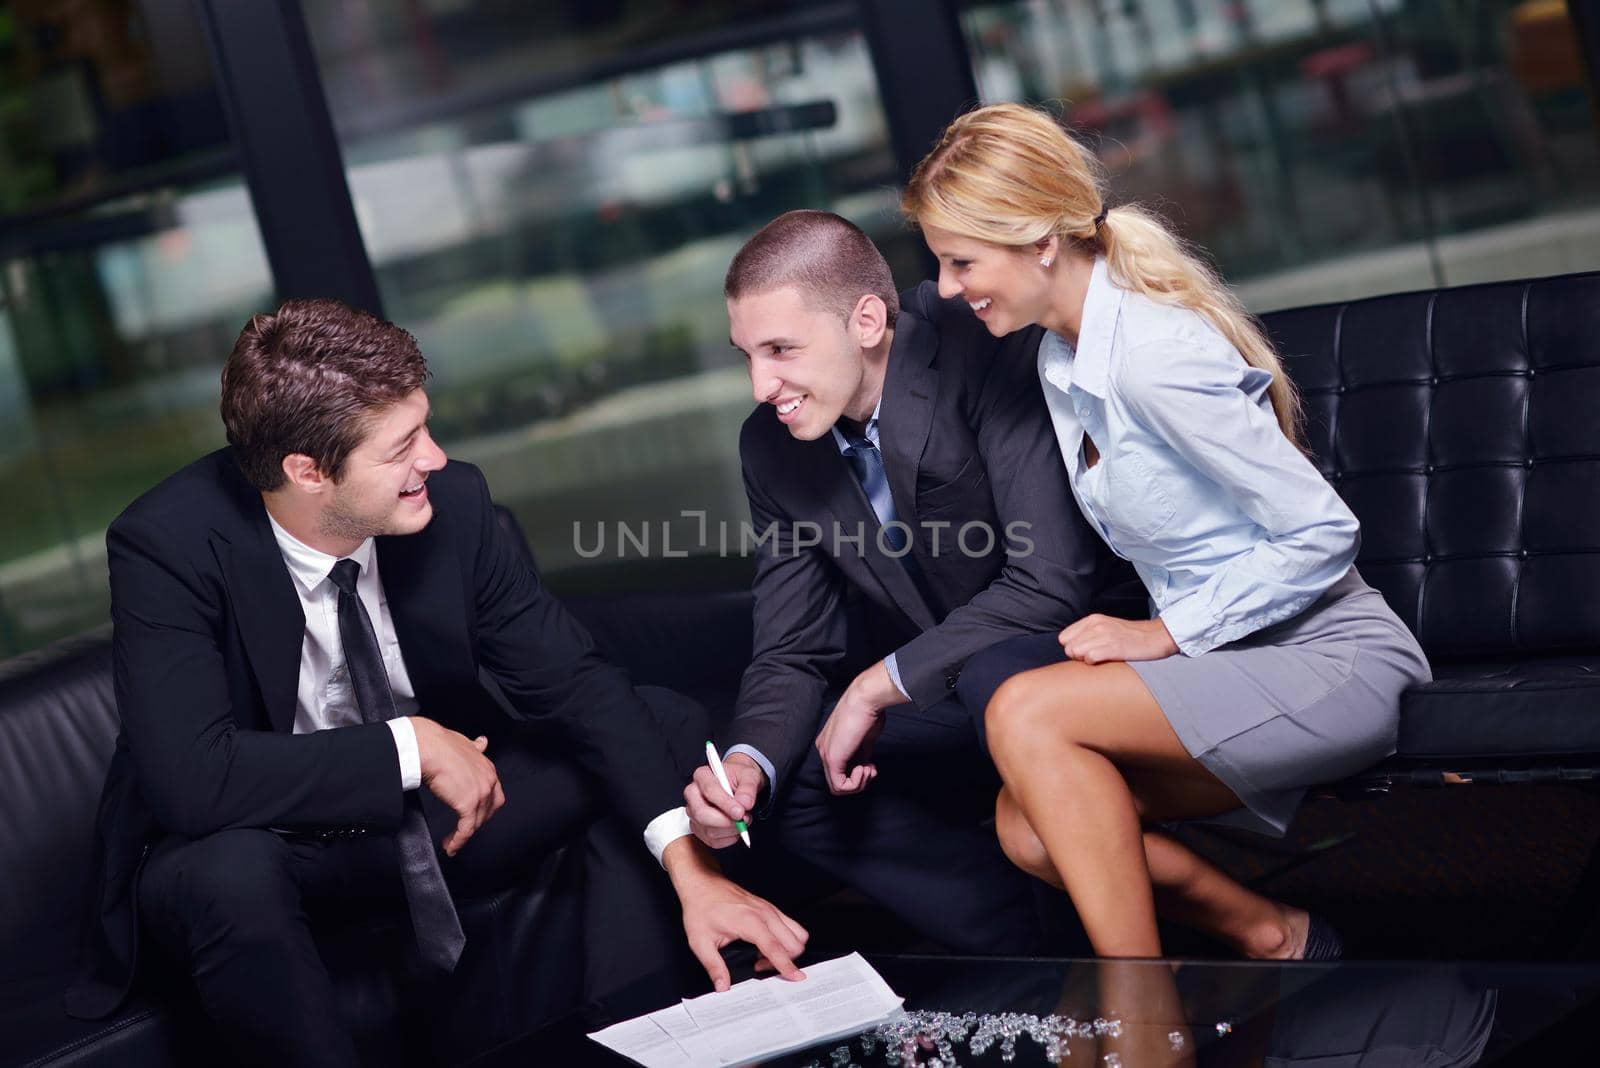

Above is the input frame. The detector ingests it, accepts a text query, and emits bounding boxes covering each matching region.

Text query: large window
[960,0,1600,310]
[2,0,1596,660]
[0,1,271,656]
[301,2,916,585]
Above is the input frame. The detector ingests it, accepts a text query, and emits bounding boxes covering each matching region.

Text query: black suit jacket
[68,450,683,1018]
[732,282,1106,793]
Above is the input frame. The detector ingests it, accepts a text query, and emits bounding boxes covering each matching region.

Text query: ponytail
[903,103,1304,448]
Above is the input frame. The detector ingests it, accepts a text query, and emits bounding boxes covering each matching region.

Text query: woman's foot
[1282,906,1311,959]
[1241,904,1309,959]
[1249,905,1345,960]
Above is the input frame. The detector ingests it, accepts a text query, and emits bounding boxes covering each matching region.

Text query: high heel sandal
[1301,913,1344,961]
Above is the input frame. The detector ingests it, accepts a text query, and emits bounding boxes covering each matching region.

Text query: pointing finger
[750,932,804,982]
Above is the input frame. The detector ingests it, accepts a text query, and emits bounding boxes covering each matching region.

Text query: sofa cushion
[566,590,752,728]
[1396,656,1600,763]
[1,984,208,1068]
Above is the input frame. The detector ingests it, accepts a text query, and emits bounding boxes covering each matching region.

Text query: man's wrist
[722,744,775,799]
[661,835,720,890]
[723,752,766,791]
[854,660,902,710]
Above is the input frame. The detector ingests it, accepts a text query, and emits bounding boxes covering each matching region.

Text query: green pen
[704,741,752,847]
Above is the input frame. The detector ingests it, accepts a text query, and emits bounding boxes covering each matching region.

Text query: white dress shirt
[266,513,422,790]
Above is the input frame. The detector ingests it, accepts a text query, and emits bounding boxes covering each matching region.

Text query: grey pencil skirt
[1129,566,1432,836]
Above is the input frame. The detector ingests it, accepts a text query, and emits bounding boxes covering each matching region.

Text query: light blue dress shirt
[1040,257,1360,656]
[726,398,913,790]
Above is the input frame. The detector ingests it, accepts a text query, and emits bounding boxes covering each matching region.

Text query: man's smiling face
[318,388,447,543]
[729,287,878,442]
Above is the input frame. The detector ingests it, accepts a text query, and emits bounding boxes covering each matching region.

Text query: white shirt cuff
[883,653,911,701]
[386,717,422,791]
[644,805,693,867]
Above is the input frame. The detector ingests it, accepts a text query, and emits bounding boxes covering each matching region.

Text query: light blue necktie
[842,430,908,552]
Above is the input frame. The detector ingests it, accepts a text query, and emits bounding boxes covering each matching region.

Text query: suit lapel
[808,319,935,632]
[879,313,939,532]
[810,444,933,631]
[214,486,304,733]
[377,519,473,698]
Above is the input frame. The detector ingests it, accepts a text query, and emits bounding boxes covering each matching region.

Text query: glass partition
[302,2,914,587]
[960,0,1600,311]
[0,1,270,656]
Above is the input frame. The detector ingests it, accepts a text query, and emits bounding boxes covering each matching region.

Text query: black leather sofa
[4,270,1599,1065]
[1263,270,1600,794]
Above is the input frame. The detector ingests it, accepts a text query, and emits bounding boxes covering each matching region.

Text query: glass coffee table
[466,954,1600,1066]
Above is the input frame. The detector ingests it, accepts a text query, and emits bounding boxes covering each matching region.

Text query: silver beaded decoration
[853,1009,1127,1067]
[802,1010,1257,1065]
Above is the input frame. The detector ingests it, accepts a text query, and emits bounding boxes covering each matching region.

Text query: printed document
[588,952,904,1067]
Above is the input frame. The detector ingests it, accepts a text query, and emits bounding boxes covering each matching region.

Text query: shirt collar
[830,394,884,454]
[265,509,376,595]
[1043,255,1122,400]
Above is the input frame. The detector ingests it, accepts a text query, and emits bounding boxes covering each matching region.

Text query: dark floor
[793,783,1600,963]
[1232,782,1600,961]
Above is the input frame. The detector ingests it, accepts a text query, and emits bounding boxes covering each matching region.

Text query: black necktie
[329,558,465,971]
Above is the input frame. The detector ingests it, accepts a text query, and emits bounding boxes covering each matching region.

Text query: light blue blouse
[1039,257,1359,656]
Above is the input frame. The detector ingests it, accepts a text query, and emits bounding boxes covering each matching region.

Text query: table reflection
[781,957,1504,1067]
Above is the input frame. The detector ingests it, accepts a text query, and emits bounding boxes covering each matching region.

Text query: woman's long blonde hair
[902,103,1304,447]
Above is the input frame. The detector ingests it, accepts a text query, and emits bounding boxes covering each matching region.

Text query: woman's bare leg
[985,661,1308,958]
[996,787,1307,958]
[1136,825,1306,959]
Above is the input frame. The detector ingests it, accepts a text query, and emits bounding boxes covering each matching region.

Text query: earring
[1039,256,1053,268]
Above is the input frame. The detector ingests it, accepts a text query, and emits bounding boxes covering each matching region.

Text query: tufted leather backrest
[0,627,117,988]
[1261,272,1600,660]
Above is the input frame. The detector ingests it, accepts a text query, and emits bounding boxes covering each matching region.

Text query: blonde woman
[901,103,1431,960]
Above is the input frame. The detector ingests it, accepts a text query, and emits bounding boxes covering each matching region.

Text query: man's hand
[662,837,808,992]
[685,753,765,849]
[814,661,899,796]
[410,716,504,856]
[1058,615,1179,665]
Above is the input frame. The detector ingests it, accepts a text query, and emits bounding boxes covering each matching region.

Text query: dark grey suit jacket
[731,281,1105,793]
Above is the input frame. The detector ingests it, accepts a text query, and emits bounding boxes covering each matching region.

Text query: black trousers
[954,632,1070,751]
[747,692,1045,955]
[137,687,707,1068]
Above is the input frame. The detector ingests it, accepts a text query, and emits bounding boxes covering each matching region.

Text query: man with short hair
[682,211,1108,950]
[69,298,806,1066]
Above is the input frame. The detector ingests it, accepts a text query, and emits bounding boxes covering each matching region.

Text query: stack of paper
[588,952,905,1067]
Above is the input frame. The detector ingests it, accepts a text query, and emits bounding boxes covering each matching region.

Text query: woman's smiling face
[923,224,1053,337]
